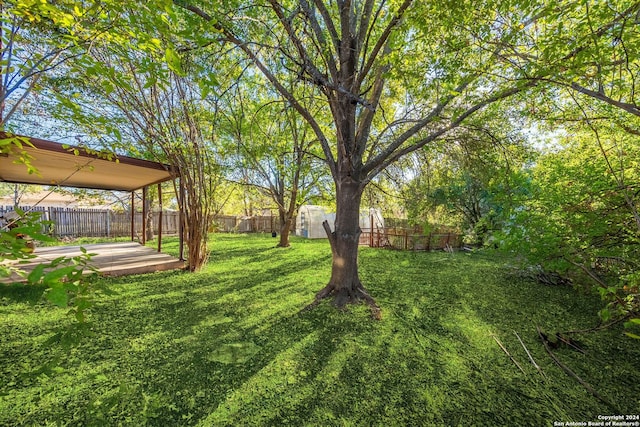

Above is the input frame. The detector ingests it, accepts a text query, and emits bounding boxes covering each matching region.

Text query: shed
[360,207,385,233]
[296,205,335,238]
[295,205,385,239]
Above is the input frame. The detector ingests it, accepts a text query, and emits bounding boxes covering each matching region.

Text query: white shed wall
[296,205,384,239]
[296,205,335,239]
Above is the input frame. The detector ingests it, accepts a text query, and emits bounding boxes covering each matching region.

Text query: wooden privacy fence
[1,206,180,238]
[212,215,277,233]
[1,206,277,238]
[2,205,461,249]
[360,227,463,251]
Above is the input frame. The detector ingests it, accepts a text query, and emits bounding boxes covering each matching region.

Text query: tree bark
[310,179,381,319]
[277,209,292,247]
[145,198,154,242]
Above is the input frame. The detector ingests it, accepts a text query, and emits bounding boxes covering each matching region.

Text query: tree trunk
[277,209,292,248]
[145,199,154,242]
[309,179,381,319]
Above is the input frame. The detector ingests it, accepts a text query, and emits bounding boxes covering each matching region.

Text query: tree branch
[354,0,413,91]
[363,79,537,183]
[174,0,339,179]
[570,81,640,117]
[300,0,339,81]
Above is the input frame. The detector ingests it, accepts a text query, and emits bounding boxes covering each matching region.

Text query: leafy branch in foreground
[1,208,109,324]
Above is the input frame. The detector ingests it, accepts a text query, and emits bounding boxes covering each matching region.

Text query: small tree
[223,81,326,247]
[47,39,227,270]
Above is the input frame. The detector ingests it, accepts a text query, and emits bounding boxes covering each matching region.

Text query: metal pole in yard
[142,186,148,246]
[130,192,135,242]
[157,183,163,253]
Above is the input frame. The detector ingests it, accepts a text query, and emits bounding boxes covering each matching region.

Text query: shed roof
[0,133,176,191]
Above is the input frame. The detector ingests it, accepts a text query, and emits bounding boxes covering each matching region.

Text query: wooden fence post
[369,214,374,247]
[47,206,52,236]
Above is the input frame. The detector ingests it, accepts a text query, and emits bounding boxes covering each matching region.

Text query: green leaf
[43,266,77,283]
[27,264,46,284]
[199,80,211,99]
[164,48,183,75]
[624,319,640,329]
[50,256,68,267]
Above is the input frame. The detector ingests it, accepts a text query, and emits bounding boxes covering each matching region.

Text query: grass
[1,234,639,426]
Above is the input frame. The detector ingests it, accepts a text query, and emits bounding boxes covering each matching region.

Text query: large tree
[174,0,640,316]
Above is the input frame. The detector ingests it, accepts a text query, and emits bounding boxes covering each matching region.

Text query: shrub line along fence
[1,205,462,251]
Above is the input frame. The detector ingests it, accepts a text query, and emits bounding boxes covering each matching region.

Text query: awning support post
[157,183,163,253]
[142,186,148,246]
[178,177,185,262]
[130,192,135,242]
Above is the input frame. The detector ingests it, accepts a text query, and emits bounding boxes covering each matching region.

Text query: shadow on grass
[1,235,639,426]
[0,282,49,305]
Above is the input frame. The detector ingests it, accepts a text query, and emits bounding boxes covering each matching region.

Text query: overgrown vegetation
[1,234,638,425]
[497,124,640,337]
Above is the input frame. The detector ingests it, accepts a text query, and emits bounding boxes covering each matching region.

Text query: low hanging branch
[322,220,336,254]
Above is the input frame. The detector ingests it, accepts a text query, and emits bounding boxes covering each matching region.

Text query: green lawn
[1,234,638,426]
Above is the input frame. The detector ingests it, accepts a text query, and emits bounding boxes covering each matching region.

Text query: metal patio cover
[0,134,176,191]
